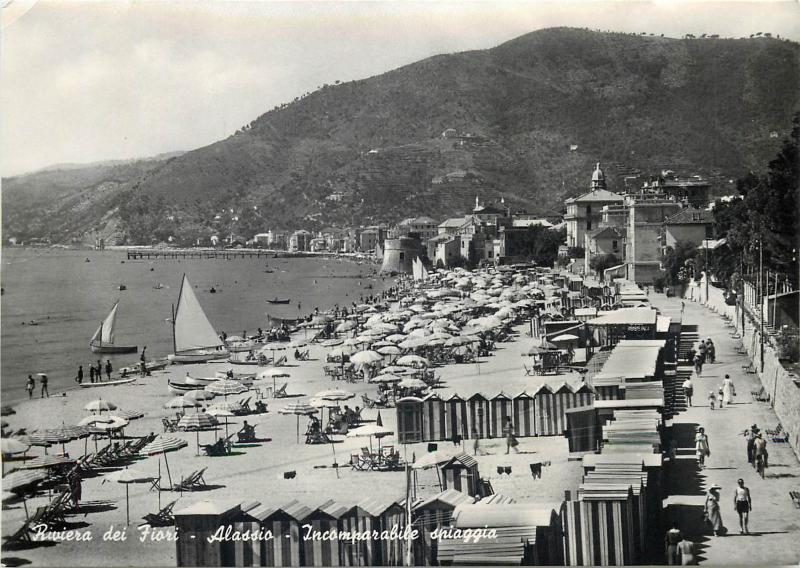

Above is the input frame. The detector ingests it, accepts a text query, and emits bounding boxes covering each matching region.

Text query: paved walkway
[651,293,800,565]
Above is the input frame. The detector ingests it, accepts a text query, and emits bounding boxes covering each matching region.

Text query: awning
[698,238,727,250]
[586,308,657,326]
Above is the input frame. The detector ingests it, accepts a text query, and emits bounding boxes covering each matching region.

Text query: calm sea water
[1,248,389,403]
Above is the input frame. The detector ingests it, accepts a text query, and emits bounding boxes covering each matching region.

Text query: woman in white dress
[722,374,736,407]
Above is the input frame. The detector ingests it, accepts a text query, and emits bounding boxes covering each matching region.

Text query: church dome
[591,162,605,182]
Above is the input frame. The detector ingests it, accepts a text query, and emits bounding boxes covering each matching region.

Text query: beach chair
[236,397,252,415]
[3,506,49,546]
[172,467,207,492]
[274,354,288,367]
[751,385,768,401]
[523,363,534,376]
[237,425,258,443]
[162,417,178,433]
[140,500,178,528]
[767,423,789,442]
[305,429,330,445]
[201,440,228,457]
[273,383,288,398]
[790,491,800,509]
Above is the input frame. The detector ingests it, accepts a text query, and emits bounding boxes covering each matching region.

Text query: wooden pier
[126,248,276,260]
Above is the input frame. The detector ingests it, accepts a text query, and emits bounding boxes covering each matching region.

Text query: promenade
[653,293,800,565]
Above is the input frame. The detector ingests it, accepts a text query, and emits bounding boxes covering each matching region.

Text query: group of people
[682,373,736,410]
[703,478,754,537]
[75,360,113,384]
[25,373,47,398]
[744,424,769,477]
[687,338,715,376]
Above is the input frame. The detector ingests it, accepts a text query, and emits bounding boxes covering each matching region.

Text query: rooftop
[565,188,625,204]
[664,207,711,224]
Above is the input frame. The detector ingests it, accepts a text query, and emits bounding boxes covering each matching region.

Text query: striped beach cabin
[174,500,242,567]
[340,497,406,567]
[440,453,480,498]
[412,489,475,566]
[302,500,348,567]
[258,500,312,567]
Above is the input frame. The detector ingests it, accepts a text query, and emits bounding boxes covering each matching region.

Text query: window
[586,205,592,230]
[399,252,405,260]
[612,240,619,252]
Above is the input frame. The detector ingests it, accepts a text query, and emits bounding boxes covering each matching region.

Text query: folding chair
[140,500,178,527]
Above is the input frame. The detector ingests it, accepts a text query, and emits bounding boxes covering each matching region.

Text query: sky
[2,1,799,177]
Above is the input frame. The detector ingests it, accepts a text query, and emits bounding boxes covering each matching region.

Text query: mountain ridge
[4,27,799,244]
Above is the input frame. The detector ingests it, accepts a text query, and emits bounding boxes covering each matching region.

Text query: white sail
[91,301,119,345]
[412,257,422,281]
[421,263,429,281]
[173,275,224,353]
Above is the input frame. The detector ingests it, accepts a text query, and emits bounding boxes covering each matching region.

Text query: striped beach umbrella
[177,413,219,454]
[279,402,319,444]
[184,389,216,404]
[164,396,200,409]
[206,404,240,439]
[84,399,117,413]
[19,454,75,470]
[43,425,92,455]
[3,469,47,491]
[205,379,247,398]
[15,434,52,450]
[139,437,188,488]
[109,409,144,421]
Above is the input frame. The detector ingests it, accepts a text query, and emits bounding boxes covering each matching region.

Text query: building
[584,226,626,275]
[626,197,681,284]
[648,174,711,208]
[289,230,312,252]
[359,227,386,252]
[663,207,712,249]
[394,216,439,241]
[564,164,625,248]
[380,236,424,274]
[438,217,466,235]
[428,233,462,268]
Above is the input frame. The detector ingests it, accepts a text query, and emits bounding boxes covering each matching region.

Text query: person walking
[26,374,35,399]
[733,478,752,534]
[708,390,717,410]
[697,341,707,364]
[75,365,83,385]
[721,374,735,407]
[704,484,724,536]
[677,537,697,565]
[744,426,757,465]
[682,377,694,407]
[503,416,519,454]
[706,339,716,363]
[686,346,696,366]
[105,360,112,381]
[753,433,768,477]
[39,373,49,398]
[693,353,704,377]
[665,525,683,565]
[89,365,95,383]
[695,427,710,469]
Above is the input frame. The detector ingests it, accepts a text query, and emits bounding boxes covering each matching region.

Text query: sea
[0,248,391,403]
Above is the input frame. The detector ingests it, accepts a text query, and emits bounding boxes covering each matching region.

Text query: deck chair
[751,385,767,401]
[201,441,228,457]
[140,500,178,527]
[3,506,48,546]
[273,383,288,398]
[162,417,178,433]
[172,467,207,491]
[523,363,534,376]
[236,397,252,415]
[274,354,288,367]
[790,491,800,509]
[237,425,258,443]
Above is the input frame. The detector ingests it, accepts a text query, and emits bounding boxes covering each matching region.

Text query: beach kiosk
[585,308,658,347]
[440,452,481,498]
[174,500,242,567]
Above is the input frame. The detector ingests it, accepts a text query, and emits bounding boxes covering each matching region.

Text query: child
[717,385,724,408]
[708,390,717,410]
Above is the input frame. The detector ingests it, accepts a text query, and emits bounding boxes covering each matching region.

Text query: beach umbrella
[398,377,427,389]
[525,345,555,356]
[3,469,47,491]
[346,423,394,454]
[1,437,30,455]
[350,350,383,366]
[279,402,319,443]
[396,355,430,368]
[257,367,291,393]
[377,345,401,356]
[178,413,219,455]
[206,404,239,439]
[109,409,144,421]
[184,389,216,405]
[385,334,407,344]
[164,396,200,409]
[1,406,16,416]
[320,338,344,347]
[84,399,117,413]
[552,333,579,343]
[379,365,410,375]
[369,374,403,384]
[335,320,356,333]
[139,437,188,488]
[446,336,479,347]
[15,434,52,452]
[399,337,429,350]
[43,425,92,455]
[328,346,356,359]
[106,467,158,525]
[19,455,75,470]
[412,451,452,470]
[343,337,367,347]
[205,380,247,398]
[408,328,432,338]
[315,389,354,402]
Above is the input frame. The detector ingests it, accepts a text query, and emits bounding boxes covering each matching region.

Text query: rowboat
[119,358,169,377]
[168,274,229,364]
[167,380,204,395]
[90,301,138,354]
[266,298,291,304]
[79,377,136,388]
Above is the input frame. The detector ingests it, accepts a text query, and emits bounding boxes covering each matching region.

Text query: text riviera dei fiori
[31,524,498,545]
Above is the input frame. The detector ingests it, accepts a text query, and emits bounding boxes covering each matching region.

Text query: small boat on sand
[119,358,168,377]
[79,377,136,388]
[167,379,204,394]
[266,298,291,304]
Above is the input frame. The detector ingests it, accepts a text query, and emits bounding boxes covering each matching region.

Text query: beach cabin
[583,472,648,562]
[488,392,513,439]
[340,497,406,567]
[440,452,481,498]
[396,397,425,444]
[466,393,490,439]
[445,394,469,443]
[591,374,624,401]
[438,503,564,565]
[174,500,242,567]
[532,384,557,436]
[412,489,475,566]
[230,501,266,567]
[258,499,313,566]
[302,500,348,566]
[564,405,601,454]
[421,393,447,442]
[512,391,536,437]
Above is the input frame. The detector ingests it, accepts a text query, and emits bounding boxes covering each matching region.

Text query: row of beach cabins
[172,289,679,566]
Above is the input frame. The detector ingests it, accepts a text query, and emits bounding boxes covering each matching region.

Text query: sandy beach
[1,310,585,566]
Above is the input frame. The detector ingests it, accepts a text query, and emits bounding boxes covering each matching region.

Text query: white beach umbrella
[84,399,117,413]
[377,345,401,356]
[106,467,158,525]
[396,355,430,368]
[350,350,383,365]
[164,396,200,409]
[320,338,344,347]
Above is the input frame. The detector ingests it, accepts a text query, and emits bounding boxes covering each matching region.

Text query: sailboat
[168,274,229,364]
[90,301,138,354]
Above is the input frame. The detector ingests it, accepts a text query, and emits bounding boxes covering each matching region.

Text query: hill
[3,28,799,244]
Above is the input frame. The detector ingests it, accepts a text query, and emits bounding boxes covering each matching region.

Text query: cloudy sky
[2,1,799,177]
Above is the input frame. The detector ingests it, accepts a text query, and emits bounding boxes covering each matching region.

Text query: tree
[590,253,620,275]
[663,241,698,284]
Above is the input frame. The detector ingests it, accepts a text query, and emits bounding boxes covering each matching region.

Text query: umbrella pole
[158,461,162,507]
[22,496,29,519]
[296,416,300,444]
[436,466,443,491]
[126,485,130,525]
[164,454,174,489]
[331,442,339,479]
[196,431,200,455]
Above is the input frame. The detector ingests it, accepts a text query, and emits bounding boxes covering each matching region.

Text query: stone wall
[684,282,800,459]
